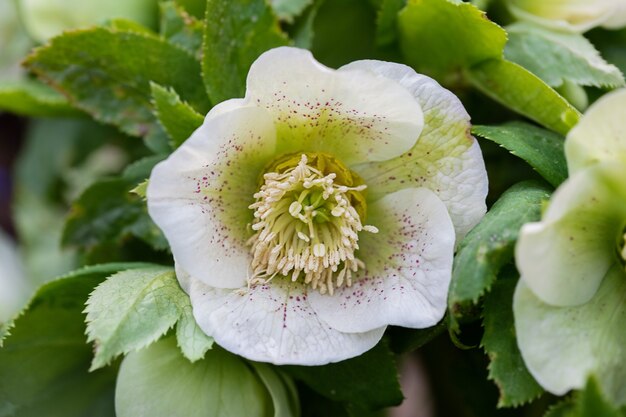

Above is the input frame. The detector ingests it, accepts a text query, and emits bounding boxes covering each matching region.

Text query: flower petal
[188,277,386,365]
[147,103,278,289]
[342,60,487,241]
[245,47,424,165]
[309,188,454,333]
[516,162,626,306]
[508,0,616,32]
[566,88,626,174]
[514,265,626,403]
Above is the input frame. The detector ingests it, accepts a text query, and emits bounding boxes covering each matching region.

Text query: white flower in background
[17,0,158,43]
[0,230,30,322]
[515,89,626,403]
[507,0,626,32]
[148,47,488,365]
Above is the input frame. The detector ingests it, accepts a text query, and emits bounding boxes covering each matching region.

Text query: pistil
[247,154,377,295]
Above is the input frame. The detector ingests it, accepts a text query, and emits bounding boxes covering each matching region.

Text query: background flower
[148,47,488,365]
[514,89,626,403]
[506,0,626,32]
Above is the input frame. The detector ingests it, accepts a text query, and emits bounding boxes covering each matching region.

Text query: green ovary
[247,152,377,295]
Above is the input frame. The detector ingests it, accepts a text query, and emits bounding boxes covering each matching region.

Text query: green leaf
[0,263,149,417]
[202,0,289,103]
[159,1,203,57]
[24,27,210,146]
[310,0,378,68]
[150,82,204,148]
[115,337,270,417]
[283,339,402,410]
[473,122,568,187]
[174,0,206,18]
[398,0,506,79]
[62,157,168,253]
[386,319,447,353]
[504,23,625,89]
[0,80,81,117]
[448,181,552,316]
[482,272,543,407]
[290,0,323,49]
[269,0,312,22]
[85,266,187,369]
[175,301,214,362]
[376,0,405,47]
[544,378,626,417]
[467,59,581,136]
[250,363,301,417]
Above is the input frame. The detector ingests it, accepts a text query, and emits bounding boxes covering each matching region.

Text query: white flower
[514,89,626,403]
[507,0,626,32]
[148,47,488,365]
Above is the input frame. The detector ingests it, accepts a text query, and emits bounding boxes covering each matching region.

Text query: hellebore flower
[515,89,626,403]
[148,47,488,365]
[506,0,626,32]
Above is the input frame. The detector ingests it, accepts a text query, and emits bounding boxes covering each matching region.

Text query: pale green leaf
[449,181,551,315]
[175,301,214,363]
[24,27,210,146]
[0,80,81,118]
[85,266,185,370]
[473,122,568,187]
[150,82,204,148]
[202,0,289,103]
[482,272,543,407]
[250,363,301,417]
[505,23,624,88]
[398,0,506,79]
[467,59,581,136]
[115,337,270,417]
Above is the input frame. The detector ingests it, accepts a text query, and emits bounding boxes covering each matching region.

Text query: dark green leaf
[174,0,206,19]
[0,80,81,118]
[449,181,552,316]
[473,122,568,187]
[290,0,323,49]
[202,0,289,103]
[466,59,581,136]
[387,319,447,353]
[482,271,543,407]
[0,263,149,417]
[398,0,506,79]
[311,0,378,68]
[25,27,210,147]
[283,339,402,410]
[159,1,203,58]
[376,0,405,47]
[150,83,204,148]
[62,162,168,253]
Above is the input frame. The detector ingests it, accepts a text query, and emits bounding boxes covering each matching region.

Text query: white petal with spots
[343,60,488,241]
[148,103,278,289]
[245,47,424,165]
[188,277,386,365]
[309,188,455,333]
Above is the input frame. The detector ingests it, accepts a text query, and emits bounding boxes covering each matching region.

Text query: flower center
[247,153,378,295]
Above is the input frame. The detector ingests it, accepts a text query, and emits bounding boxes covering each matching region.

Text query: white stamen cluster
[621,231,626,267]
[247,155,378,295]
